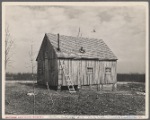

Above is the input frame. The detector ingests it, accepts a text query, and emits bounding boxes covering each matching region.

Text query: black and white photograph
[2,2,149,119]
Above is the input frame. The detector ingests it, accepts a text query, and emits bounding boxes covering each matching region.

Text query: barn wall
[46,37,58,86]
[37,36,47,85]
[58,59,117,86]
[37,35,58,86]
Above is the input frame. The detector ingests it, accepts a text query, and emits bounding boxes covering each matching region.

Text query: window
[105,67,111,72]
[87,67,93,73]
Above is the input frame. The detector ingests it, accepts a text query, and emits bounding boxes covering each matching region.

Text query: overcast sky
[4,3,147,73]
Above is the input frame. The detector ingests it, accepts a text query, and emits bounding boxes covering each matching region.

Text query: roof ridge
[45,33,103,42]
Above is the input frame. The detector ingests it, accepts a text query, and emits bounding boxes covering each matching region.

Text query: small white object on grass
[136,92,145,95]
[27,92,36,96]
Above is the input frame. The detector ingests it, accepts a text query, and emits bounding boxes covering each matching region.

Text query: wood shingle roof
[46,33,117,60]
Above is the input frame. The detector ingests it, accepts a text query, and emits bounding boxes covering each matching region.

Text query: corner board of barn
[36,33,118,92]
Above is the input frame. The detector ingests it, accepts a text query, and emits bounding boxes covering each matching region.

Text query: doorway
[87,67,93,85]
[105,67,112,84]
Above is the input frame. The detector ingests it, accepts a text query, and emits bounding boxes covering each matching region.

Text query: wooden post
[97,84,101,91]
[78,85,81,91]
[57,85,61,91]
[89,84,92,90]
[46,82,50,90]
[97,84,99,91]
[112,83,117,91]
[89,78,92,90]
[101,84,103,91]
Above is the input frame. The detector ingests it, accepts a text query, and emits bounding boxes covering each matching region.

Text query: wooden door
[105,67,112,84]
[87,67,93,85]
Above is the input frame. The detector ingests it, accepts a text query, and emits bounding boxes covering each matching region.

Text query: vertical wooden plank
[70,60,77,85]
[82,60,84,85]
[87,72,89,85]
[73,60,76,85]
[88,60,91,85]
[113,61,117,83]
[57,60,59,86]
[99,61,102,84]
[84,60,86,85]
[59,59,63,86]
[96,61,99,85]
[110,61,115,84]
[52,59,54,85]
[64,59,69,86]
[63,59,66,86]
[102,61,105,84]
[55,58,58,86]
[72,60,78,85]
[48,59,51,85]
[93,61,96,85]
[82,60,85,86]
[82,60,86,85]
[45,59,49,84]
[98,61,101,85]
[86,60,88,85]
[78,60,81,86]
[79,60,82,86]
[94,61,97,84]
[52,59,54,86]
[111,61,114,83]
[92,60,95,85]
[89,60,92,85]
[71,60,74,85]
[74,59,77,85]
[77,60,79,85]
[68,59,70,76]
[51,59,54,85]
[104,61,107,84]
[57,60,60,85]
[76,60,79,85]
[70,59,73,84]
[115,61,117,82]
[96,61,99,84]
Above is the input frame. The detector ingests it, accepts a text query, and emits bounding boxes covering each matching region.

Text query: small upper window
[105,67,111,72]
[87,67,93,73]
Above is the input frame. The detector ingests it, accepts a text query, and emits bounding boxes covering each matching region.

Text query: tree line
[117,73,145,82]
[6,73,37,80]
[6,73,145,82]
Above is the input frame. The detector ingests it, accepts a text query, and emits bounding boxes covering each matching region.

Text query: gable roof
[45,33,117,60]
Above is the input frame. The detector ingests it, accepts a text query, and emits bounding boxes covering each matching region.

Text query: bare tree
[28,41,36,114]
[5,24,14,70]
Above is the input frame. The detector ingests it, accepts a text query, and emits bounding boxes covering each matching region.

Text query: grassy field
[5,81,145,115]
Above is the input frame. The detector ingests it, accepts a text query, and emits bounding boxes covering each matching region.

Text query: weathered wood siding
[58,59,117,86]
[37,35,58,86]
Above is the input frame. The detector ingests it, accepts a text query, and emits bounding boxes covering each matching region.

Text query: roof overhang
[57,57,118,61]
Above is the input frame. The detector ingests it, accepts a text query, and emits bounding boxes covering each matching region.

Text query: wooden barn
[36,33,118,92]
